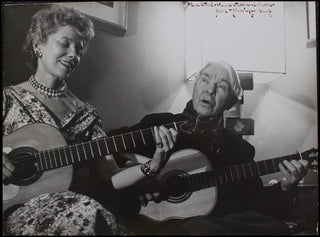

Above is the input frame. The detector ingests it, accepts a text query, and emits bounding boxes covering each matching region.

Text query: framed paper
[56,1,128,36]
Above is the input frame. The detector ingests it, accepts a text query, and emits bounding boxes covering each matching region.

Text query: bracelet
[140,160,160,177]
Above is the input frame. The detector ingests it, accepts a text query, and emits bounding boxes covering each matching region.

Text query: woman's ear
[33,44,43,58]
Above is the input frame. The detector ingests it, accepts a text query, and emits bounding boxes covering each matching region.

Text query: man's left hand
[279,159,309,191]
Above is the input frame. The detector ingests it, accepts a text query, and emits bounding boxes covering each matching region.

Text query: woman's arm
[93,126,178,190]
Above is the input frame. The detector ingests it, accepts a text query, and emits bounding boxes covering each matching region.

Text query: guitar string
[8,123,309,172]
[7,120,192,167]
[9,141,300,178]
[8,138,308,174]
[8,129,156,165]
[8,118,220,164]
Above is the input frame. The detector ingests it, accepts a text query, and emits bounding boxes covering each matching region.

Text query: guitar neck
[35,121,183,171]
[187,153,309,191]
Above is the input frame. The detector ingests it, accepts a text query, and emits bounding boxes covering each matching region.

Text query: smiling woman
[2,4,131,235]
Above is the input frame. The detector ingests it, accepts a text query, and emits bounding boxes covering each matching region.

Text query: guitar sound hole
[162,171,191,203]
[165,176,188,197]
[8,147,42,186]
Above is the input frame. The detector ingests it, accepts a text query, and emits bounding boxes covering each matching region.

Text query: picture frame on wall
[56,1,128,36]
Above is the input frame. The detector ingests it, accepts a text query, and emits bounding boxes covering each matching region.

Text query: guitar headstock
[302,148,318,170]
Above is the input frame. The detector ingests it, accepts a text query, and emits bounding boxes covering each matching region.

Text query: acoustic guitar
[3,118,218,211]
[138,148,318,221]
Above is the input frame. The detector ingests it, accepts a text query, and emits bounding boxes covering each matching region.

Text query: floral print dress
[3,85,131,235]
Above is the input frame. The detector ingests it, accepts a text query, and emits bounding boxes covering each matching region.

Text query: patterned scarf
[181,99,199,120]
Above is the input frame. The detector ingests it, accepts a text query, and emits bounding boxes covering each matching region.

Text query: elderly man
[106,61,309,235]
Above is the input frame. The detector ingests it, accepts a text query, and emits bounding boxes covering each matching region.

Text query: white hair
[195,60,243,106]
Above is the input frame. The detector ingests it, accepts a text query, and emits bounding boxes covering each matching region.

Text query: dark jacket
[108,111,296,219]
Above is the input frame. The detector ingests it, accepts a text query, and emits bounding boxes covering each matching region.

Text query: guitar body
[139,149,217,221]
[3,123,73,211]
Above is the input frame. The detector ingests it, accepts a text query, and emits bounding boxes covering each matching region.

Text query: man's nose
[206,83,216,95]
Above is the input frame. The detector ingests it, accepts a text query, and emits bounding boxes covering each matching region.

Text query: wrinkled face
[192,63,233,117]
[36,25,84,80]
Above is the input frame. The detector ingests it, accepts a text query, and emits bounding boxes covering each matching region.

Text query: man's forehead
[202,64,229,78]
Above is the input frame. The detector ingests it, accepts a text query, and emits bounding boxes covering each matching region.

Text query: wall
[68,1,187,131]
[242,2,318,183]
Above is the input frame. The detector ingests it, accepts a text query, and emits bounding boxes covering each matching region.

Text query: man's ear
[225,94,237,110]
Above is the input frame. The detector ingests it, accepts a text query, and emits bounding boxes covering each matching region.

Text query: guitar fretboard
[186,153,307,191]
[34,121,183,171]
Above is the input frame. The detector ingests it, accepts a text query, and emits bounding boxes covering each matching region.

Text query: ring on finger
[156,142,163,148]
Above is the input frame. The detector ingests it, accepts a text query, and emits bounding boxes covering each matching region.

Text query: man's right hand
[138,178,163,207]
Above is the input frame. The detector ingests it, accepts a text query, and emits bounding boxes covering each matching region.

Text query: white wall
[69,2,186,131]
[242,2,318,183]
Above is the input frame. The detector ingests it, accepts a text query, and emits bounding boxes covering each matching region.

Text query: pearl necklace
[29,75,67,97]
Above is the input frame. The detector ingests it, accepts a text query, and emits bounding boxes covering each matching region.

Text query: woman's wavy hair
[194,60,243,110]
[23,5,95,72]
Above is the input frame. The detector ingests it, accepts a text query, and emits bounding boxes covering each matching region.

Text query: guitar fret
[263,160,268,174]
[202,173,207,188]
[87,142,93,158]
[69,146,75,163]
[195,173,200,190]
[213,172,218,186]
[47,150,53,169]
[235,166,240,180]
[258,162,265,175]
[130,132,136,148]
[173,121,178,130]
[200,173,205,189]
[63,146,71,165]
[249,163,254,177]
[82,143,88,160]
[224,169,228,183]
[242,164,246,179]
[38,152,44,171]
[186,176,192,190]
[204,173,208,187]
[192,174,197,190]
[198,173,203,189]
[207,173,211,187]
[193,174,198,190]
[229,168,234,182]
[256,163,261,176]
[121,135,127,150]
[218,172,223,185]
[209,172,214,187]
[272,159,277,172]
[44,151,50,169]
[103,138,110,155]
[112,137,118,152]
[197,173,202,189]
[140,130,146,145]
[75,145,81,162]
[52,150,58,167]
[96,140,102,157]
[55,149,62,167]
[265,159,273,173]
[63,147,68,166]
[58,148,63,167]
[189,175,194,191]
[151,128,155,141]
